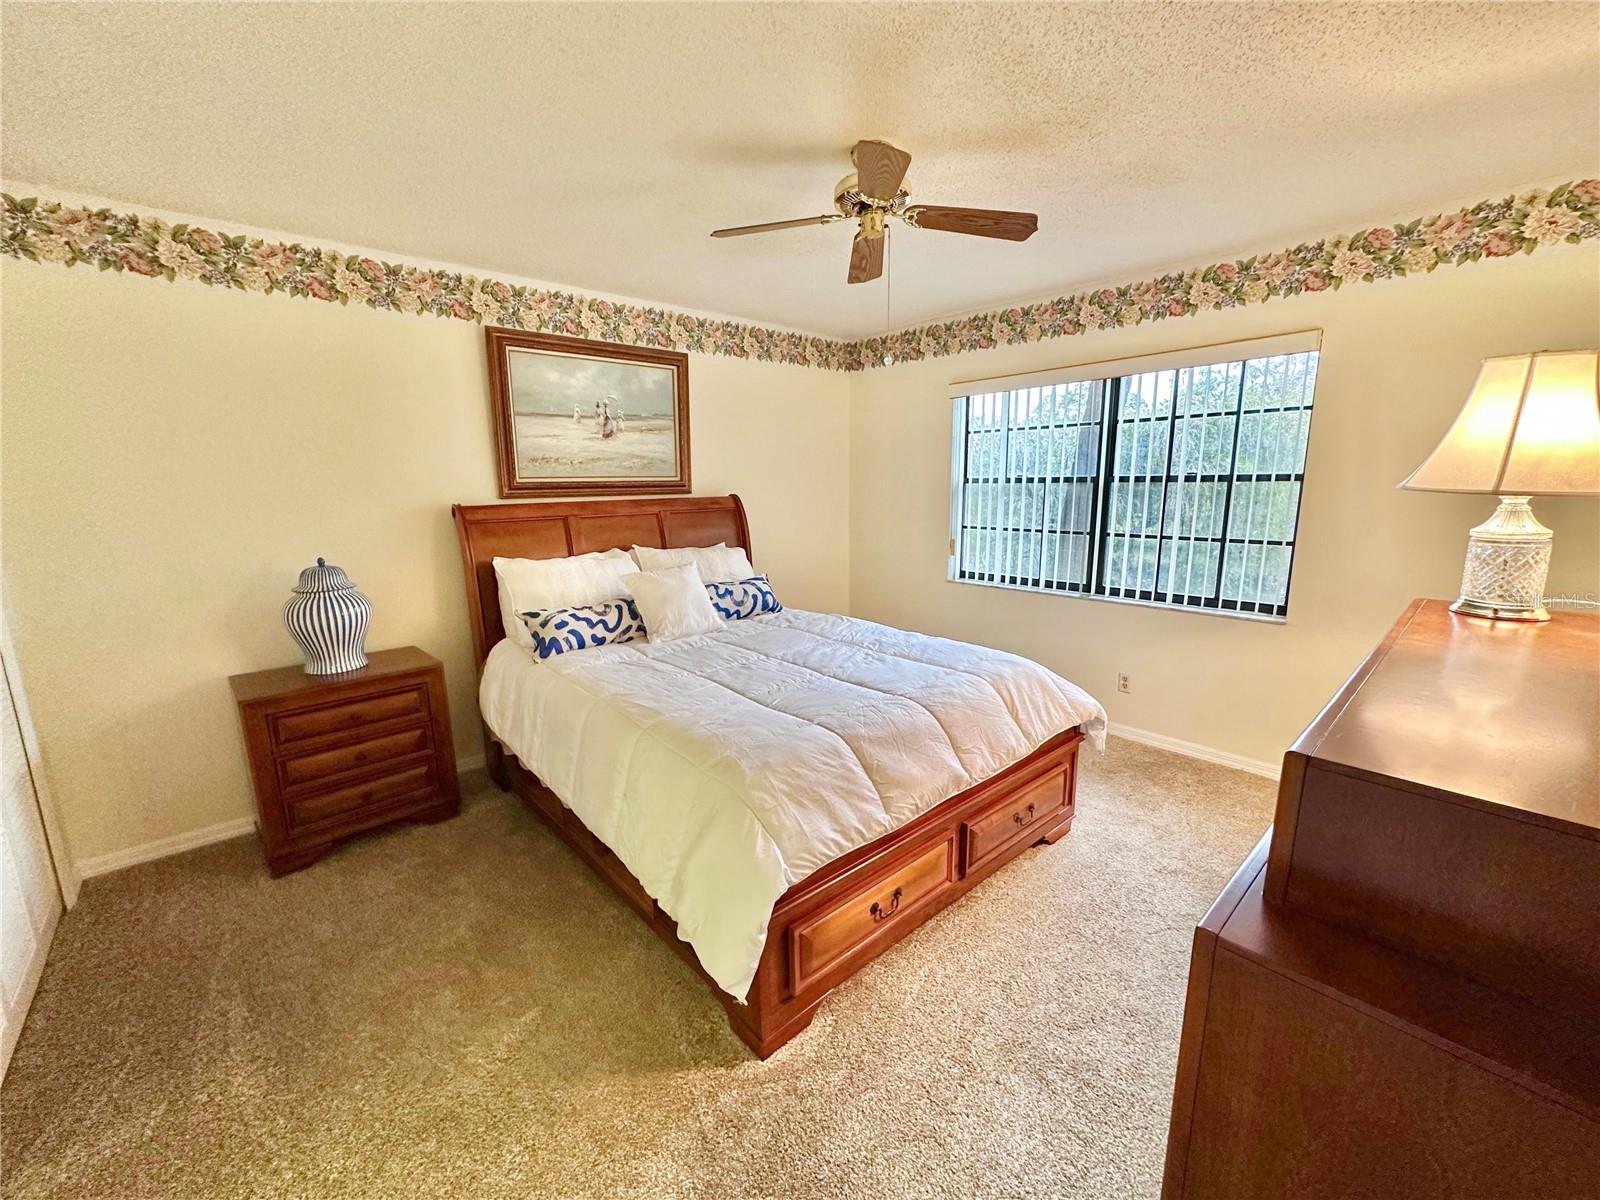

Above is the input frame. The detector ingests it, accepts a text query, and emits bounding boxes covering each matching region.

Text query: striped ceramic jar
[283,558,372,675]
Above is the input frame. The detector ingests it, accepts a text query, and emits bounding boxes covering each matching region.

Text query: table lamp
[1400,349,1600,622]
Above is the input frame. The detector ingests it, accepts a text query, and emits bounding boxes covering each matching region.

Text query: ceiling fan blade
[710,214,840,238]
[847,231,884,284]
[903,205,1038,241]
[852,139,912,201]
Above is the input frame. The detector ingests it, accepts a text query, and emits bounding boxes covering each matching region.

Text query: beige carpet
[1,737,1275,1199]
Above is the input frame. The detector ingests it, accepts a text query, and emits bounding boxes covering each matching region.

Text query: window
[950,335,1320,619]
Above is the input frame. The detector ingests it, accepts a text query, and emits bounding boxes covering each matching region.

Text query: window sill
[946,571,1290,625]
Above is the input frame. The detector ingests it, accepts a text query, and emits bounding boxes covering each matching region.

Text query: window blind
[950,333,1321,619]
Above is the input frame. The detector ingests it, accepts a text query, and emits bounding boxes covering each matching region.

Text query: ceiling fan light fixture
[709,139,1039,284]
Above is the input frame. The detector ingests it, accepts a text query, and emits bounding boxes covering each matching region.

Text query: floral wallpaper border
[860,179,1600,368]
[4,180,1596,372]
[0,193,857,370]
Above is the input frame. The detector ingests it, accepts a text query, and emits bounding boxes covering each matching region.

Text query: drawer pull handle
[1012,803,1036,827]
[869,887,904,922]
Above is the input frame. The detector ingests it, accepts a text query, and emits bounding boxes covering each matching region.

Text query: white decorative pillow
[631,543,755,585]
[621,564,724,642]
[493,550,637,650]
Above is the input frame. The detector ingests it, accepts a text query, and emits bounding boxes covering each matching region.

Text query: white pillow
[631,543,756,584]
[622,564,724,642]
[493,550,637,650]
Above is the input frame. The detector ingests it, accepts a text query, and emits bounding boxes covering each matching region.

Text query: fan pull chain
[883,224,895,367]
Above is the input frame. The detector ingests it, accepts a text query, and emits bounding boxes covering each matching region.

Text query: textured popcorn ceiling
[3,2,1596,339]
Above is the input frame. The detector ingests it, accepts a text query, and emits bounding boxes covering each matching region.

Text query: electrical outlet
[1117,672,1131,694]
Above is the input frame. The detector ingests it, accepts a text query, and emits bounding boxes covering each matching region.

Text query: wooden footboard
[487,725,1084,1058]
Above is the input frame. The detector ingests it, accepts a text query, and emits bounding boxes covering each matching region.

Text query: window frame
[947,333,1321,623]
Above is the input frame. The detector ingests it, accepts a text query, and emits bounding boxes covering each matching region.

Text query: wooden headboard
[451,494,752,668]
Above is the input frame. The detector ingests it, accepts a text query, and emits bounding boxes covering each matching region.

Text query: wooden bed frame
[452,494,1085,1057]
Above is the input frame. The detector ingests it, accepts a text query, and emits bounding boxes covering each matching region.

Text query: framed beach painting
[485,328,691,497]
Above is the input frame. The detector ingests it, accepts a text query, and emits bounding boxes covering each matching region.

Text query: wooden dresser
[229,647,460,876]
[1162,599,1600,1199]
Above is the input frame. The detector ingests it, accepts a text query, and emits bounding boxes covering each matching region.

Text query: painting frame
[485,327,691,498]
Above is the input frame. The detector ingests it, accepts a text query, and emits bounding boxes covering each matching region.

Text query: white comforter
[479,609,1106,1001]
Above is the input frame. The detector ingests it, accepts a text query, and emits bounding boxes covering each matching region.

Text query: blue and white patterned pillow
[519,599,646,659]
[706,576,783,621]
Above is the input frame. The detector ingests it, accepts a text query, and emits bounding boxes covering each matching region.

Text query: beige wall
[850,245,1600,767]
[4,238,1597,868]
[1,261,852,864]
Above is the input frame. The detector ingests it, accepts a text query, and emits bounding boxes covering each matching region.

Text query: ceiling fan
[710,139,1038,284]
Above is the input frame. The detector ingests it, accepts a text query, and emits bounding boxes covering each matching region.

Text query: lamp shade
[1400,350,1600,496]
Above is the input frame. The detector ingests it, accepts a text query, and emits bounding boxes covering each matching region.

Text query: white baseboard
[1107,722,1280,780]
[77,753,490,879]
[76,816,258,879]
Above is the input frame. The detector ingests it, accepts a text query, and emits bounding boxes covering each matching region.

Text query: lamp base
[1449,596,1550,622]
[1451,496,1552,623]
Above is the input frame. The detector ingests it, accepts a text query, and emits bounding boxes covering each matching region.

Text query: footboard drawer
[788,835,957,994]
[963,764,1070,873]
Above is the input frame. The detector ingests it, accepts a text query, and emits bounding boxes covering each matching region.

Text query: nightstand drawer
[272,685,428,745]
[279,726,431,790]
[286,762,438,830]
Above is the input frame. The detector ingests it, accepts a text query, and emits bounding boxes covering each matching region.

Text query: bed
[453,494,1106,1057]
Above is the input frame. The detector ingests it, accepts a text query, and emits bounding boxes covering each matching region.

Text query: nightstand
[228,646,461,876]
